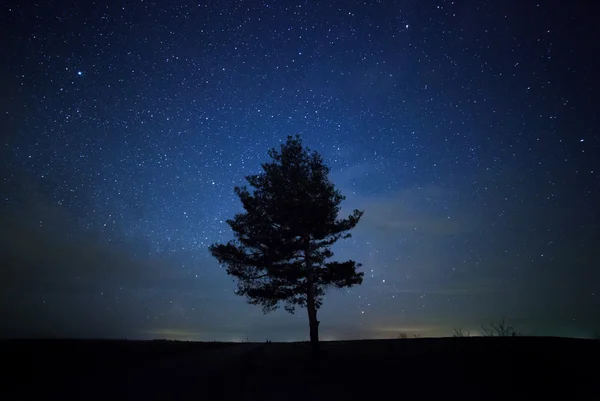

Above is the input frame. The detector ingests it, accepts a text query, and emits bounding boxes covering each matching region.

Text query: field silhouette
[2,337,598,400]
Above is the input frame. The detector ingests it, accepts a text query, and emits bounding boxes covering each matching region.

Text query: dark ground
[1,337,599,400]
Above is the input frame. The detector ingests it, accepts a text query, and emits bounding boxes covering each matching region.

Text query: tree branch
[246,272,271,280]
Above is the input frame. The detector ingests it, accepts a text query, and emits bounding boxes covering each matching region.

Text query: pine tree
[209,135,364,356]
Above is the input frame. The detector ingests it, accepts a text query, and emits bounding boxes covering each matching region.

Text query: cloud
[372,324,446,337]
[352,185,472,237]
[392,285,497,296]
[142,328,218,341]
[0,195,223,339]
[329,162,377,189]
[329,162,473,239]
[0,201,186,295]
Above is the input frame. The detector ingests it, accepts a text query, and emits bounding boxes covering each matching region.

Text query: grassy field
[1,337,598,400]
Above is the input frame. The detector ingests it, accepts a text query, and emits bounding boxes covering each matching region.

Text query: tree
[480,318,519,337]
[452,328,471,337]
[209,135,364,356]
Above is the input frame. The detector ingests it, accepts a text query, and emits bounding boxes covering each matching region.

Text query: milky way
[1,0,598,341]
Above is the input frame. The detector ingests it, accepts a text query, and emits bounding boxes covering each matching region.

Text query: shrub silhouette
[452,328,471,337]
[481,318,519,337]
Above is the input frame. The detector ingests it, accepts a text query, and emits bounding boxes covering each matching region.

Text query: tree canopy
[209,135,364,353]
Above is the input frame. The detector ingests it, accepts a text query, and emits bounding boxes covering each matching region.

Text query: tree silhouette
[481,318,519,337]
[452,328,471,337]
[209,135,364,356]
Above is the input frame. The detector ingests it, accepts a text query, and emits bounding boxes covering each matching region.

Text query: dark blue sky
[1,0,598,341]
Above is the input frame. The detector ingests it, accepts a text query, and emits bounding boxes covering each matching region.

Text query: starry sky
[1,0,599,341]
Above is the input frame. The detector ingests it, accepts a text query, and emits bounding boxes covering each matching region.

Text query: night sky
[1,0,598,341]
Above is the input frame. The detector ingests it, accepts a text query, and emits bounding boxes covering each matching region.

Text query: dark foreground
[1,337,599,400]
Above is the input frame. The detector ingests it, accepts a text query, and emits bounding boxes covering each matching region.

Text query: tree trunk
[304,234,320,358]
[306,269,320,357]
